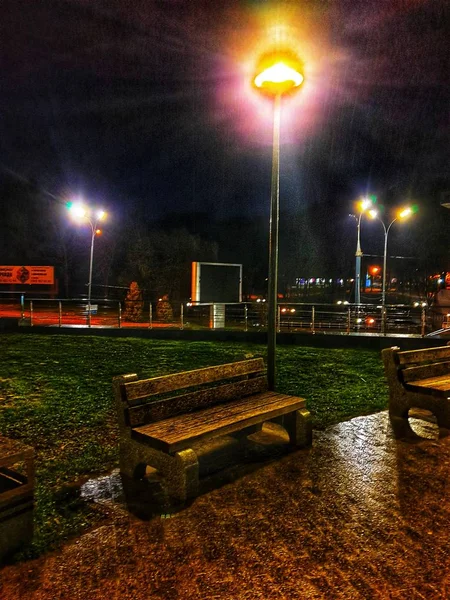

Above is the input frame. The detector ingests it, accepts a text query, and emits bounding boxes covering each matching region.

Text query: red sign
[0,266,54,285]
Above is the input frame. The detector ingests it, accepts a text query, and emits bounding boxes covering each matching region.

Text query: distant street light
[368,206,413,334]
[68,203,106,327]
[253,51,304,390]
[349,197,373,306]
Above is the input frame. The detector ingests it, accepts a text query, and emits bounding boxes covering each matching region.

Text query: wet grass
[0,333,388,559]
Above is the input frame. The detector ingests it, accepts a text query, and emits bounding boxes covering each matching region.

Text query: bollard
[180,303,184,330]
[149,302,152,329]
[118,302,122,328]
[244,304,248,332]
[311,305,315,334]
[58,301,62,327]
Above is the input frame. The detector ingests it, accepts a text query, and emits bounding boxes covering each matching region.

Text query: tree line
[1,173,448,302]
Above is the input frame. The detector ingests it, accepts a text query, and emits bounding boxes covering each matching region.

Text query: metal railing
[0,296,446,337]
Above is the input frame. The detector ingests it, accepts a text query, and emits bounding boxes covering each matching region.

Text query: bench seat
[132,391,306,453]
[405,375,450,396]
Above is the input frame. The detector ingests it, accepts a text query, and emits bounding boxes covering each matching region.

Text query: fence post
[381,306,387,336]
[58,301,62,327]
[244,303,248,332]
[347,307,351,334]
[20,295,25,320]
[30,301,33,326]
[180,303,184,330]
[311,305,315,334]
[118,302,122,328]
[149,302,152,329]
[277,305,281,333]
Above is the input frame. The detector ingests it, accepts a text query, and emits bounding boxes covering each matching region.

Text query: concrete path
[1,412,449,599]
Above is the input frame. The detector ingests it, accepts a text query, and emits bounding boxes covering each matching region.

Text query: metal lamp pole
[68,203,105,328]
[267,93,281,391]
[253,53,304,390]
[370,207,413,334]
[355,213,364,306]
[87,221,97,327]
[351,198,372,306]
[380,219,397,335]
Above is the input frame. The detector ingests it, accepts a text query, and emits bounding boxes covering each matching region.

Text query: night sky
[1,0,449,249]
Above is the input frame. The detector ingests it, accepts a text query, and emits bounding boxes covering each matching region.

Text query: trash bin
[0,436,34,561]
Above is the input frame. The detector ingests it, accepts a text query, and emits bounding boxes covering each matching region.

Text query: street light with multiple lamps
[349,196,373,306]
[367,206,413,333]
[68,203,106,327]
[253,51,304,390]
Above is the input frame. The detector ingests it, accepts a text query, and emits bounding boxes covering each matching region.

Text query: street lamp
[349,197,373,306]
[368,206,413,334]
[253,51,304,390]
[68,203,106,327]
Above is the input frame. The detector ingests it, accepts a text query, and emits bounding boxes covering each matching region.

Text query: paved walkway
[1,412,450,599]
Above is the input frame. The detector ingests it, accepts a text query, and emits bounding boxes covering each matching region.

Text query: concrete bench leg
[389,411,416,438]
[119,439,173,481]
[389,401,450,439]
[284,408,312,447]
[431,401,450,432]
[168,449,199,503]
[118,439,160,479]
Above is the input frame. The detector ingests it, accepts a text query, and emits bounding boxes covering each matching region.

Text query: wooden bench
[0,436,35,561]
[382,345,450,438]
[113,358,311,502]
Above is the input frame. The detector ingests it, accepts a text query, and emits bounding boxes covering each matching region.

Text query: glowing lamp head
[96,210,106,221]
[69,204,87,219]
[360,198,372,211]
[254,52,304,95]
[398,207,412,220]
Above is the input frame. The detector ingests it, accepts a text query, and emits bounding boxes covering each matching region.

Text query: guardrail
[0,297,445,336]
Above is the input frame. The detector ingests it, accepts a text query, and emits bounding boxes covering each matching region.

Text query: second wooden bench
[382,345,450,437]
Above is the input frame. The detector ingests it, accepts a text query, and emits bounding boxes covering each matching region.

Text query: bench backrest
[382,345,450,385]
[113,358,267,429]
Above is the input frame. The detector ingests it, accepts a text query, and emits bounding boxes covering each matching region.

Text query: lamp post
[368,207,413,334]
[253,53,304,390]
[350,197,372,306]
[68,203,106,327]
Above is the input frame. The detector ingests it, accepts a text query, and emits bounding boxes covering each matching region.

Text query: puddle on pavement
[80,469,176,520]
[80,469,124,503]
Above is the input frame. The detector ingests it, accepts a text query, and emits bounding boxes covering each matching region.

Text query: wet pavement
[1,411,450,599]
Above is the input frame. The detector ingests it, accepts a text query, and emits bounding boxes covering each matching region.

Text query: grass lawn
[0,333,388,558]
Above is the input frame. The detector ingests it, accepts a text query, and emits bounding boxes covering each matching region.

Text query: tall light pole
[368,207,413,334]
[253,53,304,390]
[350,197,372,306]
[68,203,106,327]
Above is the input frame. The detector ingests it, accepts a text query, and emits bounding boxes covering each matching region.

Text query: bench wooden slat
[397,347,450,366]
[123,358,265,404]
[126,376,267,427]
[406,375,450,396]
[401,361,450,382]
[132,391,306,453]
